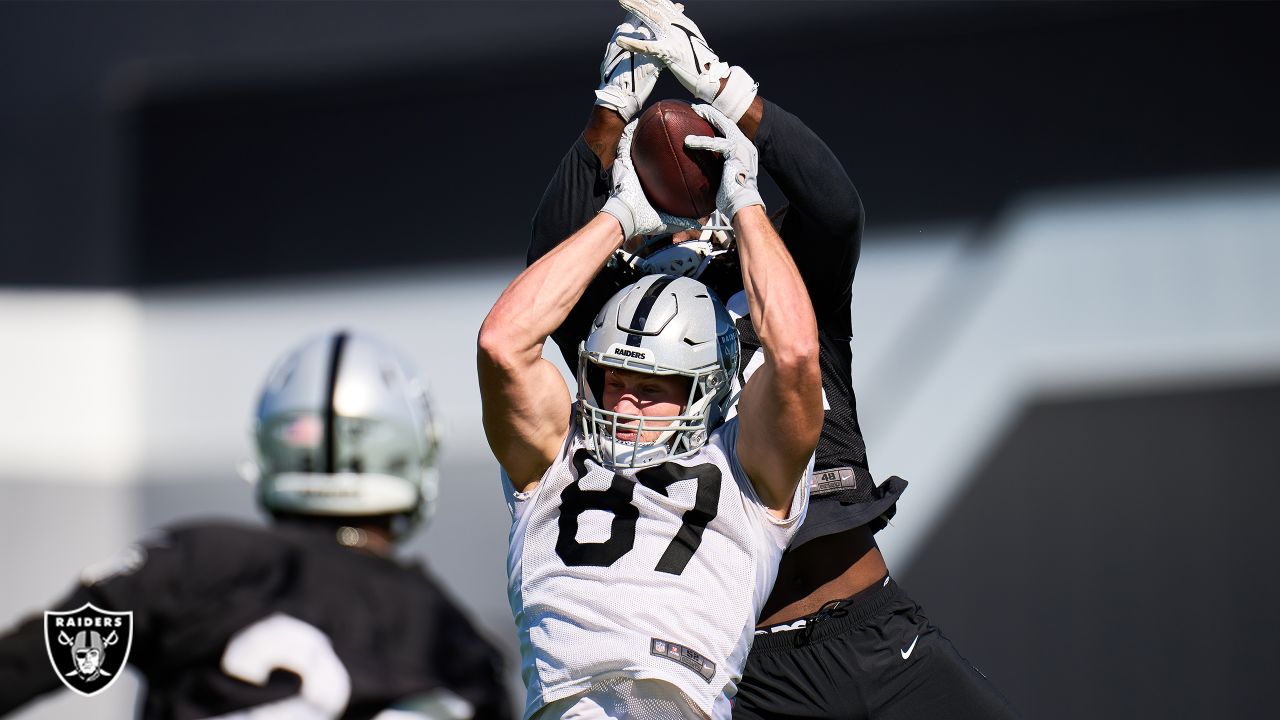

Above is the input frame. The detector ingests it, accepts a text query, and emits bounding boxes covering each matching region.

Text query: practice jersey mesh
[505,419,809,719]
[722,290,905,545]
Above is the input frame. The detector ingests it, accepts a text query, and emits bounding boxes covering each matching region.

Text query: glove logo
[43,603,134,697]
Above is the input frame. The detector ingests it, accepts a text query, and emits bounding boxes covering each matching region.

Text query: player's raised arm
[479,122,668,490]
[528,13,662,369]
[588,12,661,165]
[617,0,859,314]
[530,11,659,259]
[479,213,619,490]
[686,105,823,514]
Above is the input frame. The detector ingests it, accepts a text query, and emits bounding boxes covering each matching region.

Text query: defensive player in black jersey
[527,1,1019,717]
[0,331,512,720]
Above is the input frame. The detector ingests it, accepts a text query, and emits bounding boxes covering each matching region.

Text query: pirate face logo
[44,603,133,697]
[70,630,111,679]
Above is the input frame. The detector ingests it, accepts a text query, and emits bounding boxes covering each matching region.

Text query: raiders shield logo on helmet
[43,603,133,697]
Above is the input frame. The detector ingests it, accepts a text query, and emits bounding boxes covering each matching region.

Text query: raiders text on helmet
[577,274,739,468]
[252,331,440,535]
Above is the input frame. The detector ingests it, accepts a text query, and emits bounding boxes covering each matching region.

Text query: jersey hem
[524,670,714,720]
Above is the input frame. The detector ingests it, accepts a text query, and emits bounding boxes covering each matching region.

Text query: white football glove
[616,0,758,121]
[594,14,663,122]
[685,104,764,220]
[601,120,665,239]
[601,121,704,239]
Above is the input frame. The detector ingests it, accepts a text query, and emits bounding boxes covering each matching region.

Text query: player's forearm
[734,95,764,142]
[481,213,625,368]
[584,105,627,168]
[732,206,823,510]
[734,207,820,374]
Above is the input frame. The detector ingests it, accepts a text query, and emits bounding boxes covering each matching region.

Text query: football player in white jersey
[477,102,824,718]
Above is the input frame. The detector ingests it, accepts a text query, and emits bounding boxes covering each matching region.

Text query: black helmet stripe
[626,275,678,347]
[323,330,350,473]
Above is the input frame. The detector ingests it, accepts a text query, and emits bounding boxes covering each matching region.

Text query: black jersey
[528,99,905,547]
[0,521,511,720]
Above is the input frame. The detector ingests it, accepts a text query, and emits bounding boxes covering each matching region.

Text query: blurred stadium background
[3,1,1278,718]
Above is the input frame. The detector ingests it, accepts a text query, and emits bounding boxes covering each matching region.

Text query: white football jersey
[504,418,810,719]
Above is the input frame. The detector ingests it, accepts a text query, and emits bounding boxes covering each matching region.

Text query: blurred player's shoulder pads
[87,521,296,600]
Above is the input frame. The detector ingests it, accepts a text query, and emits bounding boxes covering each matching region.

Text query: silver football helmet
[251,331,440,535]
[577,274,739,468]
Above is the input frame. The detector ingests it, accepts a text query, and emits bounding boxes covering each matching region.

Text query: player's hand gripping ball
[685,104,765,220]
[631,100,725,219]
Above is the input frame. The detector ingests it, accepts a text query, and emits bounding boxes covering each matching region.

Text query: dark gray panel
[5,1,1279,286]
[900,380,1280,719]
[131,2,1280,284]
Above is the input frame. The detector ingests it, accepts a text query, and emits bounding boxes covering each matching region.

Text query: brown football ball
[631,100,724,219]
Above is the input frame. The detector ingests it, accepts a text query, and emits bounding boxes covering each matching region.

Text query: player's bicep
[734,358,820,516]
[478,354,571,490]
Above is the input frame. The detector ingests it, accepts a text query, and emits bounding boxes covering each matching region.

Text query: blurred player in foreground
[0,330,511,720]
[529,0,1020,717]
[477,47,823,716]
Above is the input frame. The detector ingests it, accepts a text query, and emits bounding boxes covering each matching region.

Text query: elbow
[477,314,521,371]
[768,336,821,386]
[827,191,863,239]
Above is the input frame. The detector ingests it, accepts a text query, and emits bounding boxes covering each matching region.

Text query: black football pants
[733,578,1019,719]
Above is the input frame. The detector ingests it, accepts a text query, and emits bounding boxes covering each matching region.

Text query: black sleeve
[0,534,191,714]
[0,600,70,713]
[0,523,287,715]
[528,134,627,368]
[528,135,611,267]
[756,98,862,336]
